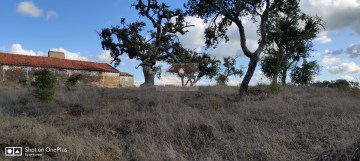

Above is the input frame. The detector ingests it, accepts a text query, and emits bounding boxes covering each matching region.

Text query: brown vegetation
[0,85,359,160]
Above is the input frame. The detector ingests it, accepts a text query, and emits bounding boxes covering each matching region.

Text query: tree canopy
[290,60,320,86]
[186,0,303,94]
[216,56,243,86]
[167,47,220,86]
[100,0,192,86]
[261,4,324,85]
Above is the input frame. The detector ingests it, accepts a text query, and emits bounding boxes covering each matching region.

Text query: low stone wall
[0,65,133,88]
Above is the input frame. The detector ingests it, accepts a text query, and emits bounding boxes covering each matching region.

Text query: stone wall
[120,75,134,87]
[0,65,133,88]
[94,72,120,88]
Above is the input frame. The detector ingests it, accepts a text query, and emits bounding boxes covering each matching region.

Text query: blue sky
[0,0,360,86]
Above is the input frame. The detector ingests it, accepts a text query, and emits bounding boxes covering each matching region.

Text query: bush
[311,80,330,88]
[215,74,228,86]
[328,79,351,89]
[31,69,57,101]
[18,79,28,86]
[68,103,85,116]
[65,74,82,90]
[269,81,281,94]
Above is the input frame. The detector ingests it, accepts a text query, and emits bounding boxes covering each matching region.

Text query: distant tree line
[311,79,360,89]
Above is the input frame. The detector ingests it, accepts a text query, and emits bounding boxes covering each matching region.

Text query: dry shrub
[0,85,360,160]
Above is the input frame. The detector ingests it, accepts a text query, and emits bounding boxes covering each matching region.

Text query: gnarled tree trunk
[141,64,155,87]
[239,57,258,95]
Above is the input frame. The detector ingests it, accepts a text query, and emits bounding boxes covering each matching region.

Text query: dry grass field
[0,84,359,161]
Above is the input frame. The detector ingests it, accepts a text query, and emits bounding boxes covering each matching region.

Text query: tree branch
[255,0,280,57]
[232,18,253,58]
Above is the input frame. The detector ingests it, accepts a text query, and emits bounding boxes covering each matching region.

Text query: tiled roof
[0,52,122,73]
[119,72,133,77]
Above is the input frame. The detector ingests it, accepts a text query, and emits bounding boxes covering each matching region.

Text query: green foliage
[66,74,83,90]
[18,79,28,86]
[167,48,220,86]
[256,83,270,89]
[216,56,243,85]
[269,81,282,94]
[185,0,284,48]
[260,54,277,79]
[312,79,359,89]
[185,0,308,94]
[17,94,30,105]
[290,60,319,86]
[215,74,228,86]
[311,80,330,88]
[349,81,360,88]
[328,79,351,89]
[99,0,192,86]
[31,69,57,101]
[261,4,324,85]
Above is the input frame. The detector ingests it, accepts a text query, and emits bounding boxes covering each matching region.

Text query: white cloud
[321,56,342,65]
[207,41,243,58]
[312,52,322,58]
[346,43,360,58]
[125,56,136,63]
[195,80,216,86]
[340,75,356,81]
[252,70,269,85]
[315,34,332,44]
[324,49,343,55]
[207,18,259,59]
[46,10,58,20]
[323,49,332,55]
[10,43,44,56]
[17,1,42,17]
[177,16,207,51]
[227,79,241,86]
[302,0,360,34]
[329,62,360,74]
[8,44,88,61]
[134,79,144,87]
[97,51,131,66]
[97,50,113,63]
[50,48,88,61]
[177,16,259,59]
[323,43,360,58]
[17,1,58,20]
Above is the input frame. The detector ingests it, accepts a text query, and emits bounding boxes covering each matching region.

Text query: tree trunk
[239,57,258,95]
[281,68,287,85]
[272,47,284,85]
[181,76,185,87]
[281,59,296,85]
[272,68,280,85]
[141,64,155,87]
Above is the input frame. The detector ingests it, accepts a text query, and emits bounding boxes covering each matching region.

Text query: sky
[0,0,359,86]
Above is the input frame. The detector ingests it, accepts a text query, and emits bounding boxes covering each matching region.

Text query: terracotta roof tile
[119,72,133,77]
[0,52,121,73]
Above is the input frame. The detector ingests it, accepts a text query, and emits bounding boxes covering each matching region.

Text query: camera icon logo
[5,147,22,156]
